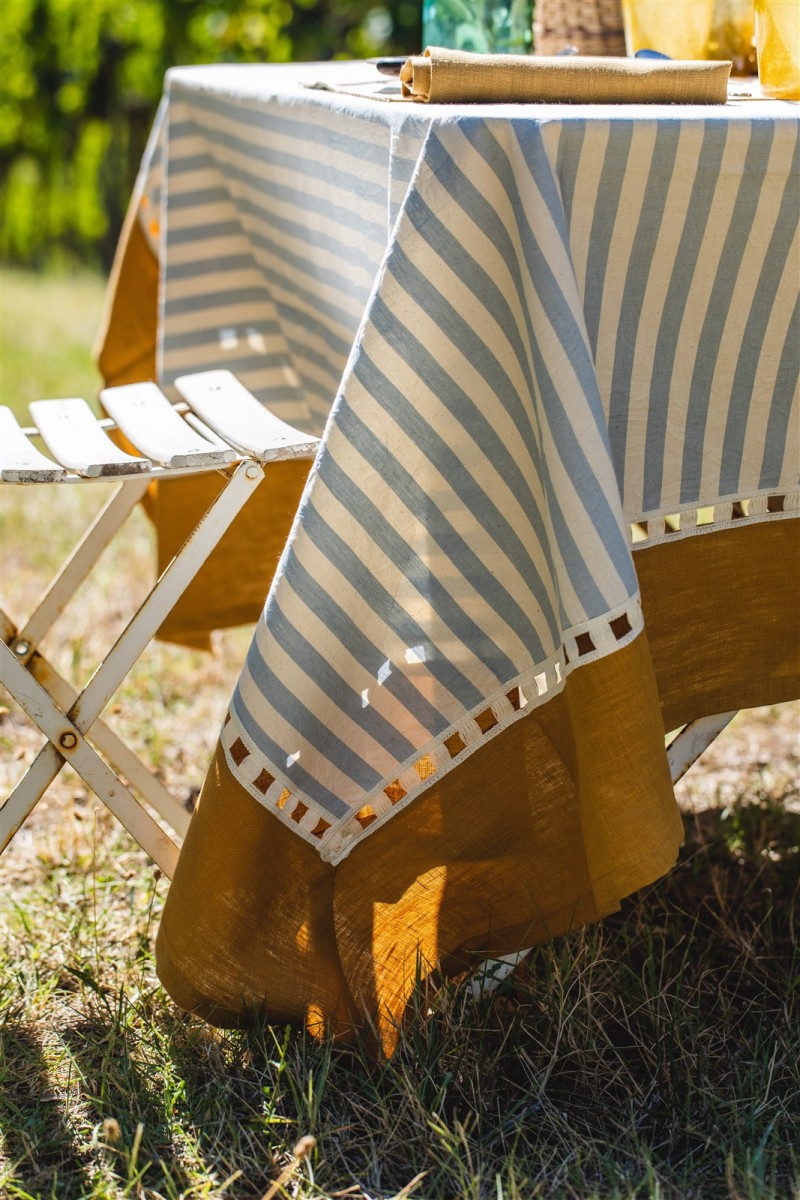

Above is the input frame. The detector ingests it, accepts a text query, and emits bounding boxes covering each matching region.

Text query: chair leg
[31,649,191,836]
[666,711,738,782]
[2,607,189,837]
[70,459,264,728]
[1,458,264,870]
[10,478,150,663]
[1,644,179,876]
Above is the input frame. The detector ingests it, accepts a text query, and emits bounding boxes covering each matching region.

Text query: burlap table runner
[399,46,731,103]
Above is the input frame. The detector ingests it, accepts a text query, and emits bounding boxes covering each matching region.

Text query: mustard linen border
[156,515,799,1055]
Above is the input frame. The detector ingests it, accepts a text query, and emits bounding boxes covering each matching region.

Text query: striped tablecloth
[103,63,799,1047]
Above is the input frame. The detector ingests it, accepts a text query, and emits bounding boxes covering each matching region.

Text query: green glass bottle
[422,0,533,54]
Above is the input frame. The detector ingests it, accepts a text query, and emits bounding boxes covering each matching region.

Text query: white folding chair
[0,370,319,877]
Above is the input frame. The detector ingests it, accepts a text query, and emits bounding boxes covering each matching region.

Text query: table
[97,63,799,1052]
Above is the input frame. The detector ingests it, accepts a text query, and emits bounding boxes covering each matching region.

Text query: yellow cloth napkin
[400,47,732,104]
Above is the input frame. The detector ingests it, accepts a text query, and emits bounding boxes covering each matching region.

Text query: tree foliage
[0,0,420,268]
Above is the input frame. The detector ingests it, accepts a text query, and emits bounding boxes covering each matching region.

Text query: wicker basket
[533,0,626,56]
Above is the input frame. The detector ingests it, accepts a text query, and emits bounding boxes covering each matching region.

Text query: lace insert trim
[629,490,799,545]
[221,596,644,865]
[223,502,797,863]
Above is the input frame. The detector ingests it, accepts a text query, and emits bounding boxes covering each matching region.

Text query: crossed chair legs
[1,458,264,876]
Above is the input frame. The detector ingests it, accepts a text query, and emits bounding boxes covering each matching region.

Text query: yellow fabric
[158,631,680,1055]
[94,212,312,649]
[156,517,799,1056]
[156,747,360,1040]
[399,47,731,104]
[94,208,160,388]
[149,462,311,649]
[637,519,800,727]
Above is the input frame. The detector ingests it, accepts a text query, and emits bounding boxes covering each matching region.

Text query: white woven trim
[628,490,799,546]
[221,594,644,863]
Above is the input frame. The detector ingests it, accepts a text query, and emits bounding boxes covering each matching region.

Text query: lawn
[0,268,106,415]
[1,268,798,1200]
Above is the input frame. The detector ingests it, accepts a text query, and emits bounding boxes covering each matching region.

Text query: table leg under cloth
[155,518,798,1055]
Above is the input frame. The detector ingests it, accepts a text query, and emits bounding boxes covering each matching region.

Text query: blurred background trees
[0,0,420,270]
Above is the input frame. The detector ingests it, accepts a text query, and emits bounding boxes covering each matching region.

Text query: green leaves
[0,0,421,268]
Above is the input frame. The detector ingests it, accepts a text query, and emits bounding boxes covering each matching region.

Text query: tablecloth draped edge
[155,804,683,1048]
[156,632,685,1054]
[217,501,799,865]
[155,516,799,1055]
[220,592,646,865]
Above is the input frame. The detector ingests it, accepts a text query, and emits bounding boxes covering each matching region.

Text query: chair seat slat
[181,411,233,449]
[30,399,152,478]
[174,370,320,462]
[0,407,66,482]
[100,381,237,468]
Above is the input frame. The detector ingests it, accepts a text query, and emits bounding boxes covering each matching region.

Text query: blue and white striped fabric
[143,64,798,862]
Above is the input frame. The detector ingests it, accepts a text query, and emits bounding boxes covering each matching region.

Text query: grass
[0,267,105,415]
[1,267,799,1200]
[1,790,798,1200]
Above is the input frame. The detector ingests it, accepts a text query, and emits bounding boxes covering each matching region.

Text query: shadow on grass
[0,1020,94,1199]
[493,791,800,1198]
[0,795,797,1199]
[58,1010,189,1198]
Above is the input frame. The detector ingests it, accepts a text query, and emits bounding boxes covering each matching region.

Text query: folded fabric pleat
[400,46,731,104]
